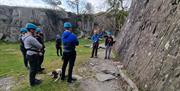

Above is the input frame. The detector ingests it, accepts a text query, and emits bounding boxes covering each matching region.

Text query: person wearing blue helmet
[90,29,103,58]
[104,31,115,59]
[19,28,29,69]
[35,28,45,72]
[20,28,28,33]
[61,22,79,83]
[22,23,43,86]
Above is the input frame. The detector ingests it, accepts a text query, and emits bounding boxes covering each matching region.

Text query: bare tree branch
[42,0,62,9]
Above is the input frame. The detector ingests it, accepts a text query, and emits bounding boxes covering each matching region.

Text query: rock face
[115,0,180,91]
[0,5,68,42]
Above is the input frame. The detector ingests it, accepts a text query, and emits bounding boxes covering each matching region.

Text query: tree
[105,0,128,32]
[42,0,62,9]
[107,0,124,11]
[85,2,93,14]
[84,2,94,33]
[67,0,80,14]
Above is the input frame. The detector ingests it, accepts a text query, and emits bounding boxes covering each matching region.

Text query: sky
[0,0,132,13]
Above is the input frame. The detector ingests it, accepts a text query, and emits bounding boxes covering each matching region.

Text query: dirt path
[77,49,123,91]
[77,48,139,91]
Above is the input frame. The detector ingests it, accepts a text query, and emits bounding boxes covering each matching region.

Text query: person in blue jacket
[61,22,79,83]
[91,30,102,58]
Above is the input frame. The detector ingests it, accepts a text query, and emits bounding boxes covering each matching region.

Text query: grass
[0,39,93,91]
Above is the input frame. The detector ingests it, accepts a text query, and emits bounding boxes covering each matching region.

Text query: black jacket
[105,36,115,46]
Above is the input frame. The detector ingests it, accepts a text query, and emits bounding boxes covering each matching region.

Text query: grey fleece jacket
[22,34,42,55]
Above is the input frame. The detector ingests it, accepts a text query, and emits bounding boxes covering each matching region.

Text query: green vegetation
[0,39,93,91]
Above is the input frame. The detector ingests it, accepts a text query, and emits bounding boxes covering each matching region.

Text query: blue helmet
[20,28,28,33]
[36,28,42,33]
[106,31,112,35]
[25,23,37,30]
[64,22,72,28]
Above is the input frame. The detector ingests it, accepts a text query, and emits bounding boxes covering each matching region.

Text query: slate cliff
[115,0,180,90]
[0,5,68,42]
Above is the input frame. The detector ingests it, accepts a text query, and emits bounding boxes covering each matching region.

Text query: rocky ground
[0,77,15,91]
[77,49,138,91]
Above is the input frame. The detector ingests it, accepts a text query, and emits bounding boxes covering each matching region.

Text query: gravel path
[78,49,123,91]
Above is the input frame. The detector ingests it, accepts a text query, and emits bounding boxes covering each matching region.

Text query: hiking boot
[35,79,42,83]
[40,68,45,71]
[30,79,42,86]
[71,78,77,81]
[67,79,73,83]
[104,57,107,59]
[67,77,77,83]
[61,77,66,81]
[37,68,45,73]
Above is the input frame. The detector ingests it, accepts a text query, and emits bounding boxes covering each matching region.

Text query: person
[104,31,115,59]
[61,22,79,83]
[91,30,101,58]
[19,28,29,69]
[35,28,45,72]
[55,34,62,56]
[22,23,43,86]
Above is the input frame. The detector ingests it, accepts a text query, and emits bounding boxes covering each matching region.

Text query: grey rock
[4,37,17,42]
[72,75,83,80]
[0,77,15,91]
[96,73,115,82]
[99,44,106,49]
[0,5,68,42]
[0,33,3,40]
[90,63,95,66]
[84,45,91,48]
[102,69,120,77]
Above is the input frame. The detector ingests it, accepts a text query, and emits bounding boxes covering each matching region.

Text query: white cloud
[85,0,132,13]
[86,0,108,13]
[0,0,49,8]
[0,0,132,13]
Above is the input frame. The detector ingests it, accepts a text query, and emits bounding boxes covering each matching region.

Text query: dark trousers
[91,42,99,57]
[61,51,76,81]
[20,47,28,67]
[105,46,112,59]
[27,54,38,85]
[38,53,44,71]
[56,47,62,56]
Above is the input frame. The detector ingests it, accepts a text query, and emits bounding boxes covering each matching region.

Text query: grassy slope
[0,39,93,91]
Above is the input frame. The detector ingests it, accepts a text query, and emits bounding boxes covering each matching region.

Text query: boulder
[0,77,15,91]
[96,73,115,82]
[72,75,83,80]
